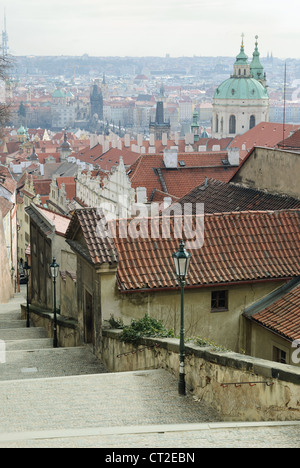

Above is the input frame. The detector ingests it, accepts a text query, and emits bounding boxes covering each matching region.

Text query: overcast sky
[2,0,300,58]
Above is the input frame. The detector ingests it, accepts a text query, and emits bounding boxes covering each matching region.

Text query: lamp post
[50,257,59,348]
[172,240,192,396]
[23,261,31,328]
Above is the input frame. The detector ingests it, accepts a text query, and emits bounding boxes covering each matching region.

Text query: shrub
[119,314,174,345]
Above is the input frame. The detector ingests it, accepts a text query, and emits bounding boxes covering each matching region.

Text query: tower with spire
[90,80,104,121]
[250,36,267,87]
[191,106,200,142]
[2,10,8,57]
[212,34,269,138]
[149,84,170,140]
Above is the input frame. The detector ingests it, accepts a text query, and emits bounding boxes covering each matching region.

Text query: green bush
[119,314,174,345]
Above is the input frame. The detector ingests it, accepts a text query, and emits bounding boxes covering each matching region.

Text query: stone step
[0,346,108,381]
[0,320,27,329]
[0,311,22,321]
[0,327,48,341]
[4,338,53,351]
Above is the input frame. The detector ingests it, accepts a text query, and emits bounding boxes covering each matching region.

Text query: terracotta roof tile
[65,208,119,265]
[0,165,17,194]
[0,196,13,217]
[68,208,300,291]
[56,177,76,201]
[36,206,70,236]
[250,280,300,342]
[113,210,300,291]
[229,122,300,159]
[129,153,237,199]
[177,179,300,214]
[277,128,300,150]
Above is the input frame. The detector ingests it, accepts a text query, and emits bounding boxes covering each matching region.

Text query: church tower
[90,80,104,121]
[149,84,170,140]
[250,36,267,87]
[212,35,269,139]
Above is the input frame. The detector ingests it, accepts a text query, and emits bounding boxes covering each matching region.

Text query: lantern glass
[172,241,192,280]
[50,258,59,278]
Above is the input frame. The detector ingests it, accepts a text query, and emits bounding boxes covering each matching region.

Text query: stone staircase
[0,290,108,381]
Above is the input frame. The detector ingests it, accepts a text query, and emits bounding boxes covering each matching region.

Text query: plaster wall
[231,147,300,199]
[100,274,284,353]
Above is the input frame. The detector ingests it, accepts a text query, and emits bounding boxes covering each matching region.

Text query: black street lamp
[23,261,31,328]
[172,240,192,396]
[50,257,59,348]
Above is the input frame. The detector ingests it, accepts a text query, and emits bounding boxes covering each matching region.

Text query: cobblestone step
[0,346,109,381]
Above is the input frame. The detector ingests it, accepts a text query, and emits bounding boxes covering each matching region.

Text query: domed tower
[212,35,269,138]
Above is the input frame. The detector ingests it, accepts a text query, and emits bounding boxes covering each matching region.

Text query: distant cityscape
[4,51,300,137]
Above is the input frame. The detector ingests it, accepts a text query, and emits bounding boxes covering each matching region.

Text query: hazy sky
[3,0,300,58]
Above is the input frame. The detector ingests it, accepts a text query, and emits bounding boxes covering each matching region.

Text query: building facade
[212,36,269,138]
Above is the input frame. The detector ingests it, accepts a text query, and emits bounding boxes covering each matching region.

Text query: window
[273,346,287,364]
[229,115,236,134]
[211,290,228,311]
[250,115,256,129]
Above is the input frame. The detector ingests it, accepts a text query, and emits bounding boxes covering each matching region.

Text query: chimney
[137,134,143,147]
[149,133,155,146]
[163,197,172,209]
[228,147,240,166]
[163,149,178,168]
[162,133,168,146]
[124,134,130,147]
[136,187,147,204]
[185,133,194,145]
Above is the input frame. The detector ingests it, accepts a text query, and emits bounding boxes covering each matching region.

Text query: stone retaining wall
[102,329,300,422]
[20,304,79,348]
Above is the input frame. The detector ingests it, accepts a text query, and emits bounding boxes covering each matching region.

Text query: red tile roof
[229,122,300,159]
[65,208,119,265]
[277,129,300,150]
[36,206,70,236]
[33,179,52,197]
[56,176,76,201]
[0,165,17,194]
[94,147,140,170]
[67,208,300,292]
[250,280,300,342]
[0,196,13,217]
[129,153,237,199]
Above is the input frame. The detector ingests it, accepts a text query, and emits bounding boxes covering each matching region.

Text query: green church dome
[52,89,66,98]
[214,77,268,100]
